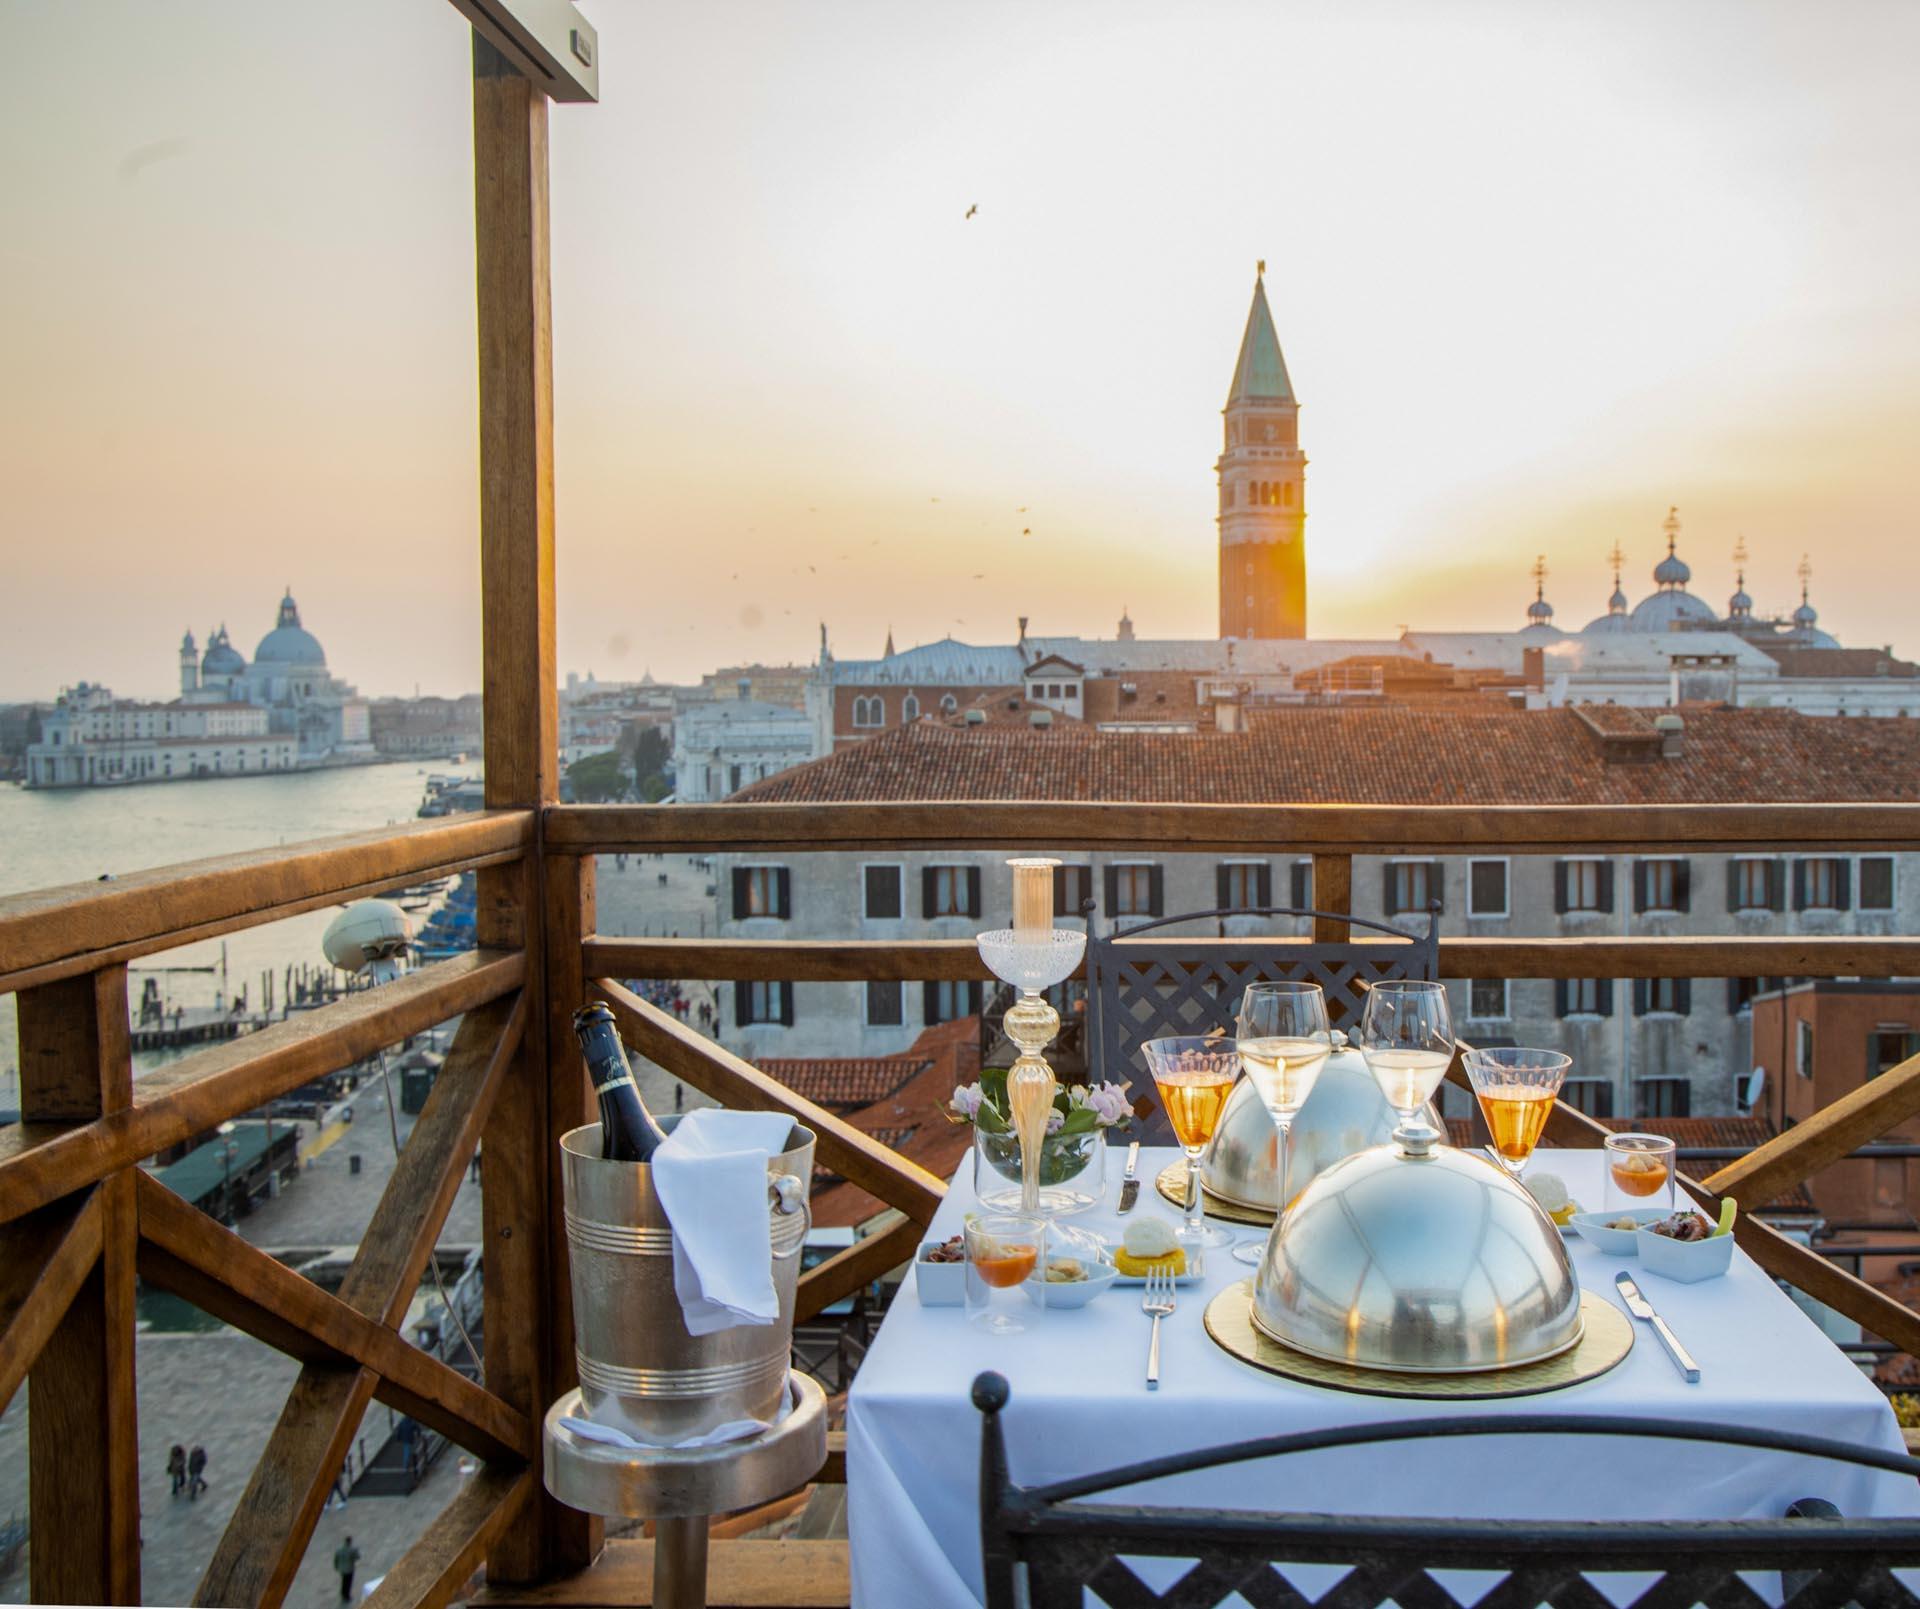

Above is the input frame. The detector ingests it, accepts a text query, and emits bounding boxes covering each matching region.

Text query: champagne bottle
[572,1003,670,1162]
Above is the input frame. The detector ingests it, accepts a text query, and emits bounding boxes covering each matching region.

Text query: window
[923,980,983,1025]
[728,763,742,793]
[1107,862,1162,919]
[1797,1020,1815,1079]
[1874,1157,1905,1211]
[1636,1079,1692,1119]
[731,865,791,920]
[734,981,793,1027]
[1469,978,1508,1020]
[1861,857,1896,912]
[939,694,957,714]
[852,696,883,728]
[1634,977,1692,1016]
[1794,857,1851,911]
[863,864,903,920]
[922,864,981,918]
[1289,859,1313,910]
[1053,863,1093,918]
[1555,858,1612,914]
[1557,978,1613,1017]
[1872,1031,1920,1078]
[1385,860,1442,916]
[1217,861,1270,911]
[1561,1079,1615,1119]
[1728,857,1779,912]
[1467,860,1508,918]
[902,694,920,721]
[1634,858,1690,913]
[1727,977,1761,1015]
[866,980,903,1027]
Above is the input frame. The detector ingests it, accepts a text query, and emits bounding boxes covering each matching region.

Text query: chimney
[1017,616,1029,655]
[1522,646,1545,690]
[1029,709,1053,728]
[1215,699,1243,734]
[1654,712,1684,758]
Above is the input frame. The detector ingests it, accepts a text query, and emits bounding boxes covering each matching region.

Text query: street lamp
[216,1120,238,1225]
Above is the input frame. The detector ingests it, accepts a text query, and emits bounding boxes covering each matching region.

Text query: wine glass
[1141,1036,1239,1252]
[1355,980,1454,1152]
[1230,982,1332,1265]
[1464,1047,1570,1179]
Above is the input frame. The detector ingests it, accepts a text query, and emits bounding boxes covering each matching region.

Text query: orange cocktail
[971,1244,1038,1287]
[1463,1047,1571,1180]
[964,1213,1045,1332]
[1143,1036,1242,1252]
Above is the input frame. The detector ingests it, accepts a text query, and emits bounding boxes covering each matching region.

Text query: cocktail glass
[1142,1036,1240,1252]
[1356,980,1454,1156]
[1464,1046,1572,1178]
[1605,1133,1676,1214]
[964,1213,1045,1333]
[1230,982,1332,1265]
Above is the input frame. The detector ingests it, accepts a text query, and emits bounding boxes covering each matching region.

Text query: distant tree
[640,773,670,803]
[566,750,631,803]
[618,722,672,800]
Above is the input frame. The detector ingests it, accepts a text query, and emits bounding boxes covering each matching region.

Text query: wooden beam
[474,1538,851,1607]
[19,967,140,1606]
[545,800,1920,857]
[0,1187,102,1420]
[134,1184,532,1466]
[0,949,524,1225]
[362,1467,533,1609]
[1733,1212,1920,1362]
[794,1215,920,1323]
[0,810,531,993]
[1705,1051,1920,1207]
[582,932,1920,986]
[197,1364,377,1607]
[595,981,947,1226]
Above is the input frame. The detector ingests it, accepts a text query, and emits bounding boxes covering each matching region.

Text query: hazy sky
[3,0,1918,700]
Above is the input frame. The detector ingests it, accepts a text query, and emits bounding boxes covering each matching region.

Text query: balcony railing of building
[5,800,1920,1606]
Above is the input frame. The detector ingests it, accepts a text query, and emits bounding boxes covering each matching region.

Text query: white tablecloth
[847,1146,1920,1607]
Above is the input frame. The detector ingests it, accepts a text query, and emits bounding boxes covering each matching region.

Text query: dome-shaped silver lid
[1252,1143,1583,1373]
[1204,1047,1439,1213]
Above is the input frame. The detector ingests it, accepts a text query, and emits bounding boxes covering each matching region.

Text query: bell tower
[1217,263,1306,638]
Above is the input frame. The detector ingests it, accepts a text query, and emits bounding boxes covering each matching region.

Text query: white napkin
[651,1107,796,1336]
[561,1372,798,1450]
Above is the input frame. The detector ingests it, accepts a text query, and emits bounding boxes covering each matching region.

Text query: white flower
[1045,1108,1065,1135]
[1086,1082,1132,1126]
[950,1083,984,1120]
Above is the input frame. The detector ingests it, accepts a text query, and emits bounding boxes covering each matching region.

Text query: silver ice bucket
[560,1116,814,1442]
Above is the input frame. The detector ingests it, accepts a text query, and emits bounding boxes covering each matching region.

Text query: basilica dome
[201,626,246,677]
[254,590,327,667]
[1628,589,1718,631]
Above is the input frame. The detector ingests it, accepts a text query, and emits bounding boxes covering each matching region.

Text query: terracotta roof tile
[756,1056,930,1110]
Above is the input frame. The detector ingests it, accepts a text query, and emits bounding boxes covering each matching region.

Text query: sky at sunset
[2,0,1918,701]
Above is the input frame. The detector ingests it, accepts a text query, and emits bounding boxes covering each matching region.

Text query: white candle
[1008,857,1059,938]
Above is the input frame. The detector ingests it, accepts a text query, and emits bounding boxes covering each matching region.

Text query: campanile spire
[1217,264,1306,638]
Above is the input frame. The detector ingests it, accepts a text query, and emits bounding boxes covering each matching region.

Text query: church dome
[1628,589,1718,631]
[254,590,327,667]
[1653,550,1691,587]
[1793,599,1818,627]
[1729,584,1753,617]
[1526,596,1554,626]
[1581,609,1632,635]
[201,625,246,677]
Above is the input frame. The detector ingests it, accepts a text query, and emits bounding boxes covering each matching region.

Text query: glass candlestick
[976,928,1086,1216]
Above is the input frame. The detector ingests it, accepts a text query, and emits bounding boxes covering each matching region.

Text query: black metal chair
[972,1371,1920,1609]
[1085,904,1439,1142]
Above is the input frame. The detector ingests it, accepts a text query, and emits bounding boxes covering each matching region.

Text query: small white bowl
[1569,1208,1668,1256]
[1636,1225,1735,1283]
[914,1242,967,1306]
[1023,1255,1119,1310]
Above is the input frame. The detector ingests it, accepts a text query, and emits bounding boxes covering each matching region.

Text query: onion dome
[1609,582,1629,614]
[1651,505,1690,589]
[1527,595,1554,625]
[254,589,327,667]
[1729,579,1753,620]
[181,628,197,653]
[1522,555,1558,633]
[201,624,246,678]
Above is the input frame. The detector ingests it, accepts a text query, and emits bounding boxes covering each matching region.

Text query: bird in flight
[1016,506,1028,513]
[1021,528,1031,537]
[965,204,978,220]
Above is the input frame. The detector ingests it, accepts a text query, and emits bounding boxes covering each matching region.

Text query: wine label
[593,1075,629,1095]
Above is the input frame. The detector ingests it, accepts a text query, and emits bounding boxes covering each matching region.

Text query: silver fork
[1142,1265,1177,1389]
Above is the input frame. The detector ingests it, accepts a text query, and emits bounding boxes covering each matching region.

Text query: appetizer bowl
[914,1237,967,1306]
[1023,1254,1119,1309]
[1569,1208,1668,1256]
[1637,1223,1735,1283]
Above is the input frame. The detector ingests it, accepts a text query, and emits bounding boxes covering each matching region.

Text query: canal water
[0,758,482,1101]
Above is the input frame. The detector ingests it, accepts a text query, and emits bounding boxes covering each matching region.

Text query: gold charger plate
[1203,1281,1633,1400]
[1157,1161,1274,1227]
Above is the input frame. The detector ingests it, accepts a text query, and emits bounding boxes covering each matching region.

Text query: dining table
[846,1144,1920,1608]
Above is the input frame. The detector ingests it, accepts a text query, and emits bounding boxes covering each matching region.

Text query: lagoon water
[0,758,482,1098]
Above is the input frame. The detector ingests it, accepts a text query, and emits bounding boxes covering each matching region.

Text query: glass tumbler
[1604,1133,1676,1214]
[964,1213,1045,1334]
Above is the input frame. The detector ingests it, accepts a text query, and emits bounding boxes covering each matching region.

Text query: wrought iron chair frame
[972,1371,1920,1609]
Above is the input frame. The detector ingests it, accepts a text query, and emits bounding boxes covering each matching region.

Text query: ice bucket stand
[544,1373,828,1607]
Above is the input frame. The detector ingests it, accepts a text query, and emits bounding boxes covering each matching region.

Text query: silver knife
[1116,1141,1142,1213]
[1615,1270,1700,1382]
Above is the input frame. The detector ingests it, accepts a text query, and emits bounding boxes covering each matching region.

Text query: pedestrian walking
[166,1444,187,1497]
[187,1444,208,1499]
[334,1535,362,1601]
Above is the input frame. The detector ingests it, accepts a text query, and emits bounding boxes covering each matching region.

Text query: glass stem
[1275,1115,1291,1221]
[1185,1146,1206,1238]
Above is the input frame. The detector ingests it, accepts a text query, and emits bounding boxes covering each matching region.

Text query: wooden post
[1311,853,1355,1024]
[470,28,597,1584]
[18,966,139,1605]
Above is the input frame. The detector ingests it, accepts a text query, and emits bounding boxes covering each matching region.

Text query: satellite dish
[1737,1066,1765,1114]
[324,899,412,984]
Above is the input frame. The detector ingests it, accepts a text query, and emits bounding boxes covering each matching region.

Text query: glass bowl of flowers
[952,1069,1134,1216]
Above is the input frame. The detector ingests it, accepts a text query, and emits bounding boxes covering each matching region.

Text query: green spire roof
[1226,267,1293,406]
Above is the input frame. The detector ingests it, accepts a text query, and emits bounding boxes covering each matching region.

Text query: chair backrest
[971,1371,1920,1609]
[1084,905,1439,1091]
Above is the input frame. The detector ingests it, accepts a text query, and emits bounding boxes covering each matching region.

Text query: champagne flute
[1142,1036,1240,1252]
[1355,980,1454,1153]
[1464,1047,1570,1179]
[1230,982,1332,1265]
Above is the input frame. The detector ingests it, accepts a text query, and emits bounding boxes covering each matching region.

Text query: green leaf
[1056,1106,1097,1136]
[973,1100,1009,1135]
